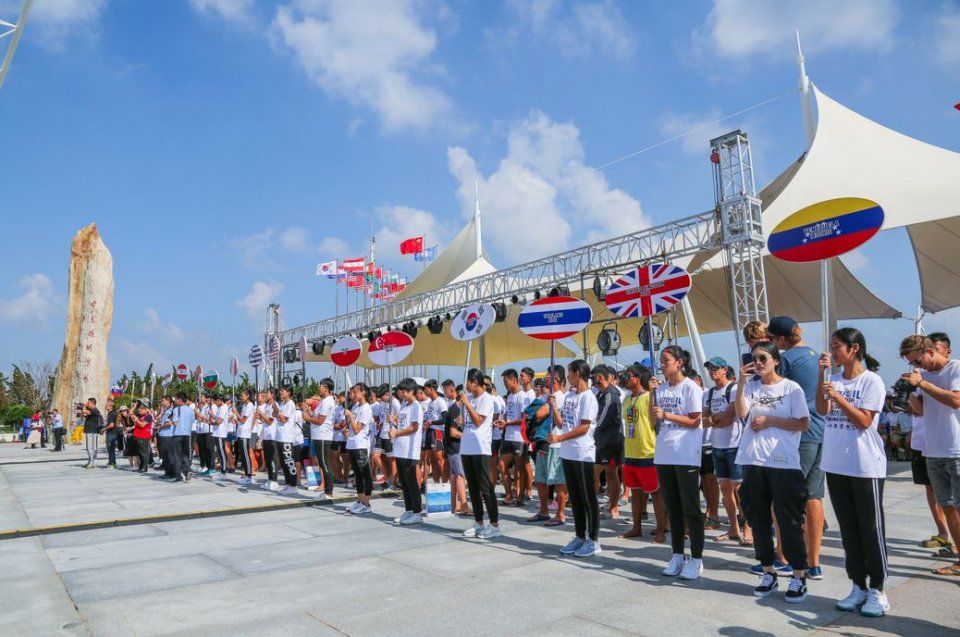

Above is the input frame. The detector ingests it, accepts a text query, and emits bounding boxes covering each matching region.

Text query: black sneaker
[753,572,778,598]
[785,576,807,603]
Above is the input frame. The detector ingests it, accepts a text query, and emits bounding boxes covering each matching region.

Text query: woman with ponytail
[344,383,375,514]
[817,328,889,617]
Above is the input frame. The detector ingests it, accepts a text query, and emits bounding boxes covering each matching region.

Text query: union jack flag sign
[605,263,692,318]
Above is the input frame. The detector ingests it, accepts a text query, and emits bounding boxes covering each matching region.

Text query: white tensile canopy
[308,83,960,369]
[691,86,960,314]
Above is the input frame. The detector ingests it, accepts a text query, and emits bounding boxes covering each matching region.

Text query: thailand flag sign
[605,263,691,318]
[518,296,592,341]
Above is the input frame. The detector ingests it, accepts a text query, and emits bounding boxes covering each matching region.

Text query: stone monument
[52,223,114,430]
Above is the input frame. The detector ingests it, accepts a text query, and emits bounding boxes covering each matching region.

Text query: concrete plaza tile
[60,553,236,604]
[41,523,169,549]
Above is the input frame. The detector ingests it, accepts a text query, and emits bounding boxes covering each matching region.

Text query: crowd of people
[65,316,960,619]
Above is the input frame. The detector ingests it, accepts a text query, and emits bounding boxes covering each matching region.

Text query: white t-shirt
[211,404,229,438]
[504,391,526,443]
[821,370,887,478]
[237,402,254,439]
[549,390,566,449]
[704,383,741,450]
[391,400,423,461]
[332,405,346,442]
[346,403,373,451]
[735,378,810,470]
[311,395,336,442]
[910,388,925,452]
[490,394,505,441]
[258,402,276,441]
[462,392,495,456]
[276,400,299,444]
[425,396,447,429]
[920,360,960,459]
[379,398,401,439]
[653,377,704,467]
[559,388,599,462]
[195,404,211,434]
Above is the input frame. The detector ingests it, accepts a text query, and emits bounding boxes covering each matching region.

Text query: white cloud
[933,4,960,68]
[141,308,184,342]
[188,0,255,24]
[840,247,869,273]
[229,226,313,269]
[374,205,453,270]
[237,280,284,319]
[0,273,60,327]
[272,0,452,131]
[498,0,637,60]
[110,338,171,375]
[695,0,898,60]
[317,235,350,256]
[447,110,648,260]
[659,108,727,155]
[279,226,311,252]
[0,0,108,50]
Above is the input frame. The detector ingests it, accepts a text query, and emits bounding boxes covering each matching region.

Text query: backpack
[706,384,734,410]
[520,398,549,443]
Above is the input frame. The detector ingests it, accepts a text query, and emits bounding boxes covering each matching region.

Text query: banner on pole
[249,345,263,368]
[518,296,592,340]
[331,336,362,367]
[451,303,496,342]
[767,197,884,263]
[175,363,189,381]
[368,331,414,366]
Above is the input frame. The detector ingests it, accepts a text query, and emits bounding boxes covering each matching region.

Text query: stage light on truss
[427,316,443,334]
[445,312,452,321]
[548,285,570,297]
[511,294,522,305]
[533,290,542,300]
[402,321,418,338]
[592,276,608,301]
[597,322,621,356]
[492,302,508,322]
[367,329,381,342]
[311,341,324,356]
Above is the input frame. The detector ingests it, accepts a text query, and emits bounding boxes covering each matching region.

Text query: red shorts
[622,464,659,494]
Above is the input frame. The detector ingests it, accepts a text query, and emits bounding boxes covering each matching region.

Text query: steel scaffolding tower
[711,130,769,359]
[0,0,33,92]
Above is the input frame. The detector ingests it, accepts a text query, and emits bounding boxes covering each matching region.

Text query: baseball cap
[704,356,728,369]
[766,316,798,338]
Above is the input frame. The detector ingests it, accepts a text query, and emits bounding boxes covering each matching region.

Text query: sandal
[527,513,551,523]
[921,535,952,548]
[715,533,739,542]
[934,546,959,559]
[739,536,754,547]
[932,564,960,576]
[457,508,474,517]
[619,529,643,538]
[544,518,565,527]
[704,517,721,530]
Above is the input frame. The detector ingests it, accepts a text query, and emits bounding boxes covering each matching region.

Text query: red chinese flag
[400,236,424,255]
[955,102,960,111]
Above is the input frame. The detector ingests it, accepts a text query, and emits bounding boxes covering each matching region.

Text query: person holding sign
[550,360,601,558]
[735,341,811,603]
[344,383,375,515]
[651,346,705,579]
[459,368,501,539]
[389,378,424,525]
[816,328,889,617]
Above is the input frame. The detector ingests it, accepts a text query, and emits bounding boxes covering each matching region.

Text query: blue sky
[1,0,958,388]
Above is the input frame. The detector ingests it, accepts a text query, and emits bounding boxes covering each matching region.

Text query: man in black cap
[766,315,826,580]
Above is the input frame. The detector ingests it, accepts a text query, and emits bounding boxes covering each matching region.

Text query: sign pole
[821,259,831,352]
[463,340,473,386]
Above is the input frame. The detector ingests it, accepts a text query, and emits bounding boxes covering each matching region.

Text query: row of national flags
[315,259,407,300]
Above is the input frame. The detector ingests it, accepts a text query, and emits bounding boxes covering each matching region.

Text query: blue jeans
[106,432,121,465]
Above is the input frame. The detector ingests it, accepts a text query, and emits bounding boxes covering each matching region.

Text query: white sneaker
[356,504,372,515]
[394,511,412,524]
[835,584,868,611]
[860,589,889,617]
[478,524,502,539]
[268,481,281,492]
[400,513,423,525]
[679,557,703,580]
[462,523,483,538]
[345,502,361,514]
[279,486,297,496]
[574,539,601,557]
[662,553,687,576]
[237,477,252,485]
[560,536,586,555]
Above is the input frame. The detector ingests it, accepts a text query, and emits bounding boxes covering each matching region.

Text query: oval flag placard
[451,303,496,342]
[368,331,415,366]
[203,370,219,391]
[605,262,691,318]
[768,197,884,263]
[331,336,362,367]
[518,295,593,341]
[175,363,188,381]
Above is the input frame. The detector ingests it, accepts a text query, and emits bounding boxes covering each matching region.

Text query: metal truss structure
[273,130,768,357]
[0,0,33,92]
[711,130,769,359]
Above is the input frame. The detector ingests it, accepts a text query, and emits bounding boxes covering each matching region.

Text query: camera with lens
[890,379,913,413]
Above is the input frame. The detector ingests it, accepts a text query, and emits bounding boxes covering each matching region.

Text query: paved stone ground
[1,442,958,636]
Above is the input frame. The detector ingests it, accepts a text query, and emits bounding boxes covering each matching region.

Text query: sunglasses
[752,354,771,364]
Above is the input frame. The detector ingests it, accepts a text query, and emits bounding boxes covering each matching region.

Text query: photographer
[81,397,103,469]
[899,334,960,577]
